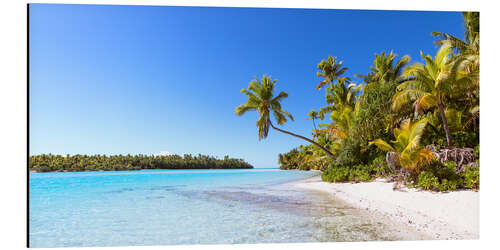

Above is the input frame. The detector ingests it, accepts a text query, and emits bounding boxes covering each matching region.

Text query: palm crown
[355,51,410,86]
[316,56,349,90]
[392,44,456,145]
[235,75,294,140]
[236,75,335,158]
[318,77,361,120]
[393,44,454,113]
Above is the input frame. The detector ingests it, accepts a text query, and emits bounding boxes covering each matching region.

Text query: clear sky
[29,4,464,168]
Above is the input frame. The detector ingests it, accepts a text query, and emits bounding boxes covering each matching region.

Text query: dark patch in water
[106,185,186,195]
[145,196,165,199]
[149,185,186,191]
[176,190,319,217]
[106,188,135,194]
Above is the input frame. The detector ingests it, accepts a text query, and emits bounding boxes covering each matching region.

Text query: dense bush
[371,155,392,177]
[461,163,480,189]
[451,131,479,148]
[278,145,332,171]
[333,138,364,166]
[322,163,376,183]
[30,154,253,172]
[413,160,479,191]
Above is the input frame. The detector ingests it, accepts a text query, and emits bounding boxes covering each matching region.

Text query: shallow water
[29,169,423,247]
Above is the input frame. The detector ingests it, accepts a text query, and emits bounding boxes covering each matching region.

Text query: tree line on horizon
[235,12,479,191]
[29,154,254,172]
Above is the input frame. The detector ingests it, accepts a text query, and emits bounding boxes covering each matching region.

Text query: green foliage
[321,165,350,182]
[414,160,479,191]
[350,80,397,144]
[29,154,253,172]
[277,12,479,192]
[372,155,392,177]
[316,56,349,90]
[415,171,440,190]
[333,138,363,166]
[321,161,387,183]
[278,145,332,171]
[461,163,480,189]
[235,75,294,140]
[369,118,435,174]
[451,131,479,148]
[322,164,373,183]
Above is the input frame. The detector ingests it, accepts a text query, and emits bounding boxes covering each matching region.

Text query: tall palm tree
[355,51,410,86]
[316,56,349,90]
[392,44,455,146]
[432,12,479,131]
[318,77,361,120]
[307,110,318,130]
[432,12,479,56]
[235,75,335,159]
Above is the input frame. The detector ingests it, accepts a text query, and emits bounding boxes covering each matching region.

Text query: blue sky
[29,4,464,168]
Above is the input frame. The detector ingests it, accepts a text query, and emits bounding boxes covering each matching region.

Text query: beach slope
[294,176,479,240]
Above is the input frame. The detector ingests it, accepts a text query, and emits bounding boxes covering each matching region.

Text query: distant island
[29,154,254,172]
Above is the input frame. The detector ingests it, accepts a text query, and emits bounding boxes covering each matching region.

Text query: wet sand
[291,176,479,240]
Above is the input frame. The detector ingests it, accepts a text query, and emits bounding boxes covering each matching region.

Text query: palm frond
[369,139,396,152]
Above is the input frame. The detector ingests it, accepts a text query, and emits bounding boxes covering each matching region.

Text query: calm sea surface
[29,169,422,247]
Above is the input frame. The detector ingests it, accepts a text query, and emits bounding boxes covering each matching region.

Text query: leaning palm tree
[392,44,455,146]
[316,56,349,90]
[235,75,335,159]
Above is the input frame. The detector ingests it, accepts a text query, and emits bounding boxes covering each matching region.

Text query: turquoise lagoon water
[29,169,420,247]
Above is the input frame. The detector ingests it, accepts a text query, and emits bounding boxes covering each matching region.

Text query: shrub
[414,160,480,191]
[439,178,460,191]
[322,165,349,182]
[460,163,480,189]
[334,138,363,166]
[322,164,375,183]
[451,131,479,148]
[415,171,439,190]
[371,155,392,177]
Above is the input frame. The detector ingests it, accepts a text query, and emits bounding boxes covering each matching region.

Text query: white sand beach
[294,176,479,240]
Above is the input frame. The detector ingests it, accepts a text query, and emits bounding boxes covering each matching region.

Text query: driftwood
[425,145,477,172]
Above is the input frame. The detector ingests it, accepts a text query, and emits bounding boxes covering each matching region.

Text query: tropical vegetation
[237,12,479,191]
[29,154,253,172]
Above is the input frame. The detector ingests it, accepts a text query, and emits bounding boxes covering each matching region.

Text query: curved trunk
[269,120,335,159]
[437,102,452,146]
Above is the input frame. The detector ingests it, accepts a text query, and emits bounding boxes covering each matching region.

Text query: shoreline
[292,175,479,240]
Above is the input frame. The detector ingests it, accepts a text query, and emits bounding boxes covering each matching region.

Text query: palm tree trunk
[268,120,335,159]
[468,94,477,132]
[437,102,452,146]
[312,118,317,130]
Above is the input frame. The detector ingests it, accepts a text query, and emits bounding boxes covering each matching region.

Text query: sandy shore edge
[292,175,479,240]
